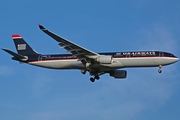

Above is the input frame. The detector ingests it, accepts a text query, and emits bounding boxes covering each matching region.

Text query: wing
[38,24,115,73]
[38,24,99,59]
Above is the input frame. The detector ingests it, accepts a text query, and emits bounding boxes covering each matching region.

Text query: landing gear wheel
[158,65,162,73]
[95,75,100,80]
[158,69,162,73]
[90,77,95,82]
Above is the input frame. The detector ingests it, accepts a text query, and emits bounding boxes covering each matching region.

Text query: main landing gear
[81,69,100,82]
[90,75,100,82]
[158,65,162,73]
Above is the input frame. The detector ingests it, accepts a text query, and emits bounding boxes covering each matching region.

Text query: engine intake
[109,70,127,78]
[96,55,113,64]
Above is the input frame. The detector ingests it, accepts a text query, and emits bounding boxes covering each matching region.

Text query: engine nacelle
[109,70,127,78]
[96,55,113,64]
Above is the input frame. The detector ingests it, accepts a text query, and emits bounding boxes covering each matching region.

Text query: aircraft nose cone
[173,56,179,63]
[176,57,179,62]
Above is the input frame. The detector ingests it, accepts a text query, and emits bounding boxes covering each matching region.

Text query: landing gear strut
[158,65,162,73]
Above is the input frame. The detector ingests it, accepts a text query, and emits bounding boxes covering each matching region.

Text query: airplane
[2,24,179,82]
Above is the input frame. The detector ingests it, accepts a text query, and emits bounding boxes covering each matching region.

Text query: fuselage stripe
[28,56,177,63]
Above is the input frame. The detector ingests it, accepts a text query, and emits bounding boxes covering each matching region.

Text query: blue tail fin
[12,34,38,55]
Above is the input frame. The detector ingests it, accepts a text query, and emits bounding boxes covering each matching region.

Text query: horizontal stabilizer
[2,48,27,60]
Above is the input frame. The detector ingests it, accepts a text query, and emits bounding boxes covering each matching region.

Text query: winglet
[12,34,22,39]
[38,24,45,30]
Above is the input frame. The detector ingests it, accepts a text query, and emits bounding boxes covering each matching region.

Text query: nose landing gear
[158,65,162,73]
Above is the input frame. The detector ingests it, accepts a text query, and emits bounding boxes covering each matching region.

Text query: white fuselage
[28,56,179,70]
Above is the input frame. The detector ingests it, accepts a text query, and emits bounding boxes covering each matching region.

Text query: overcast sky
[0,0,180,120]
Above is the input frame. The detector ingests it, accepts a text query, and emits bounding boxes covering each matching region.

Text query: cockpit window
[164,52,174,57]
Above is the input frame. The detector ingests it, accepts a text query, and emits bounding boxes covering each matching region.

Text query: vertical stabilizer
[12,34,38,55]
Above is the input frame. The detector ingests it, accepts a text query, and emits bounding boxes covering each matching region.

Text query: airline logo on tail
[18,44,26,50]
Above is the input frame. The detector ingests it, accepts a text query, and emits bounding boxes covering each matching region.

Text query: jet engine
[109,70,127,78]
[96,55,113,64]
